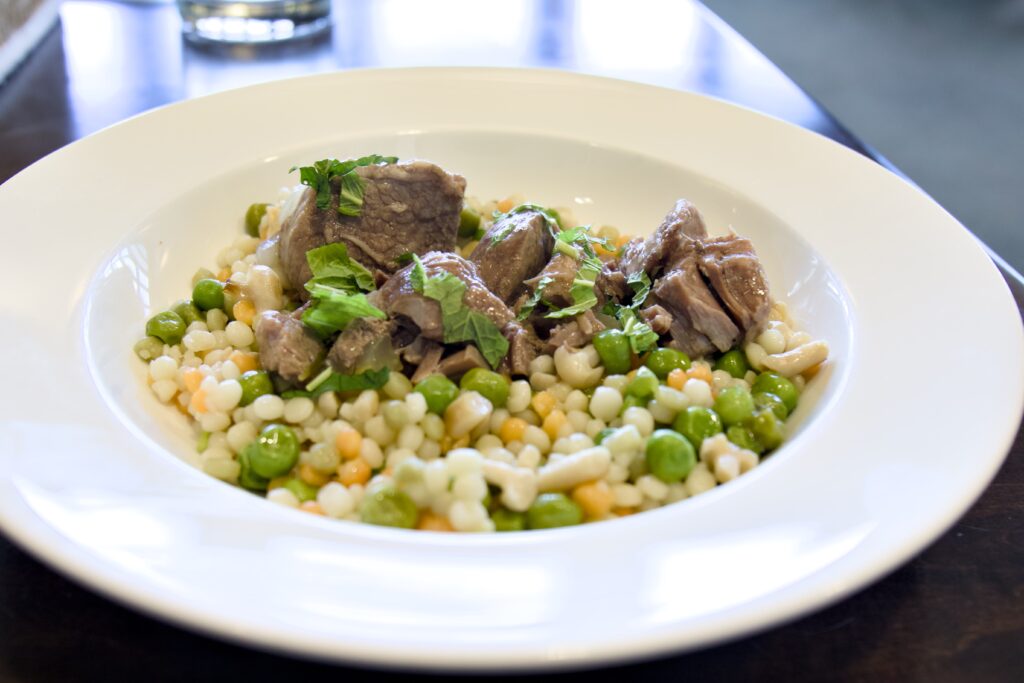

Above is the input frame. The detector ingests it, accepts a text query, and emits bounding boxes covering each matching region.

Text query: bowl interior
[85,129,851,489]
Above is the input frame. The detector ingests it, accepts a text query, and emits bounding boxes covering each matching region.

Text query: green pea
[752,372,798,413]
[713,386,755,426]
[491,508,527,532]
[192,278,225,311]
[526,493,583,529]
[593,329,632,375]
[360,487,418,528]
[459,368,510,408]
[171,299,203,326]
[145,310,186,345]
[237,445,269,492]
[282,478,319,503]
[726,425,764,454]
[715,349,750,379]
[594,427,616,445]
[621,394,647,411]
[749,410,785,451]
[238,370,273,406]
[645,429,697,483]
[753,392,788,421]
[645,348,691,379]
[133,336,165,361]
[625,366,659,399]
[248,424,300,479]
[672,406,723,449]
[245,203,271,237]
[414,374,460,414]
[458,206,481,238]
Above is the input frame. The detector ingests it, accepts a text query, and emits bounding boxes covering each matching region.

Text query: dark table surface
[2,2,1022,681]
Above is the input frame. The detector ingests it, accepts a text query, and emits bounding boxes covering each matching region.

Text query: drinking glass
[177,0,332,43]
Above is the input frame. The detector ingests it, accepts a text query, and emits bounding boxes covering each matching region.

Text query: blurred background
[2,0,1022,272]
[704,0,1024,277]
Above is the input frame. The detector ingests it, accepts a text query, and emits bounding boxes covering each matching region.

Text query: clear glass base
[178,1,332,44]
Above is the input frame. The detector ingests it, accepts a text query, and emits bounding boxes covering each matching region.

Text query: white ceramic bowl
[0,68,1020,671]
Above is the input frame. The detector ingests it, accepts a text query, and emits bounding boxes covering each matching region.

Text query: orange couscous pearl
[572,480,614,519]
[499,417,528,444]
[337,459,371,486]
[666,368,687,391]
[334,428,363,461]
[417,512,454,531]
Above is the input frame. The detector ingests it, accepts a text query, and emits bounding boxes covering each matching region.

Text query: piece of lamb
[254,310,324,384]
[619,199,708,279]
[326,317,394,375]
[470,208,555,303]
[373,251,515,341]
[436,346,489,379]
[278,160,465,295]
[652,256,740,355]
[698,235,771,340]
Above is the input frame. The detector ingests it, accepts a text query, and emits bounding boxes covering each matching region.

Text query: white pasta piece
[744,341,767,371]
[756,327,787,355]
[611,483,642,507]
[449,500,494,532]
[761,340,830,377]
[481,460,537,511]
[685,464,717,496]
[529,372,558,391]
[151,379,178,403]
[714,454,741,483]
[589,386,623,422]
[506,380,532,413]
[317,482,355,518]
[445,392,493,438]
[537,446,611,492]
[553,346,603,389]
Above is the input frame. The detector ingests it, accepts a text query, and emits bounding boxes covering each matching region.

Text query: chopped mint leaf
[555,225,612,259]
[409,256,509,368]
[337,170,364,217]
[281,367,390,398]
[517,275,552,321]
[626,270,652,309]
[545,255,601,319]
[301,284,386,338]
[305,242,375,293]
[618,307,659,354]
[290,154,398,215]
[409,253,427,293]
[489,203,562,243]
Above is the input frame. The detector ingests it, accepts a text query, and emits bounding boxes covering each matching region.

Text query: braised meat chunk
[470,208,556,304]
[326,317,395,375]
[619,198,708,279]
[373,251,515,341]
[698,235,771,339]
[255,310,324,384]
[278,160,466,295]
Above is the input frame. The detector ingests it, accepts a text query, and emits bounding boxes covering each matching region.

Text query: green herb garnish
[304,242,375,294]
[300,242,384,337]
[626,270,652,309]
[290,154,398,215]
[618,306,658,354]
[545,255,602,319]
[488,203,562,244]
[281,367,390,399]
[301,285,386,338]
[517,275,552,321]
[410,255,509,368]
